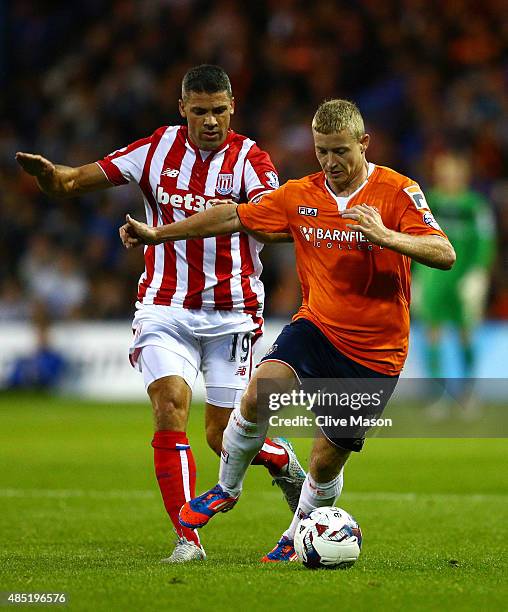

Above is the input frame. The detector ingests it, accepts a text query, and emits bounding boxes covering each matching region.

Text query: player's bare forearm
[207,198,292,243]
[121,204,243,248]
[382,232,456,270]
[15,153,110,197]
[38,164,82,197]
[158,203,241,241]
[342,204,455,269]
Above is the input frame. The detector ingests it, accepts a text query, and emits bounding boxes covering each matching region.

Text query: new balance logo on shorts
[235,366,247,376]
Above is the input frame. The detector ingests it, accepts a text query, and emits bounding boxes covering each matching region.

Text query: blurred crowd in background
[1,0,507,323]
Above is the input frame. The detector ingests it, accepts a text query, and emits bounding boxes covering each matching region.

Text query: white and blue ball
[294,506,362,569]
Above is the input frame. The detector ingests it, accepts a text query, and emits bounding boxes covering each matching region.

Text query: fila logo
[299,226,314,241]
[161,168,179,177]
[298,206,318,217]
[235,366,247,376]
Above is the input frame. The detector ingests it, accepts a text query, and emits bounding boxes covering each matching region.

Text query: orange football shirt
[237,164,449,375]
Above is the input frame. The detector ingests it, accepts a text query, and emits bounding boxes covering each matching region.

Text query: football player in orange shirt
[120,99,456,562]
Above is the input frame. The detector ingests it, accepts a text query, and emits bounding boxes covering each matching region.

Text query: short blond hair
[312,99,365,140]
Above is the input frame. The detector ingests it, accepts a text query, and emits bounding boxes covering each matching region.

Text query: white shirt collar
[324,162,375,212]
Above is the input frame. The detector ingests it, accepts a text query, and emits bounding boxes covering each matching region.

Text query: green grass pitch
[0,393,506,611]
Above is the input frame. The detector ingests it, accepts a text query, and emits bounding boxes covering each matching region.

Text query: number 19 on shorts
[229,332,252,364]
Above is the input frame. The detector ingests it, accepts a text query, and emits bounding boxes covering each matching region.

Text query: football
[294,507,362,569]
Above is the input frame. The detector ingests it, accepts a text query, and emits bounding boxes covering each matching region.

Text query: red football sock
[152,430,200,547]
[251,437,289,474]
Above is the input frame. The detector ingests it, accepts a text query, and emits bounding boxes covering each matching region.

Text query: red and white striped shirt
[96,126,279,315]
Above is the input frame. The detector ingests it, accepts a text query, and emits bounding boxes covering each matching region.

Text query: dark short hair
[181,65,232,99]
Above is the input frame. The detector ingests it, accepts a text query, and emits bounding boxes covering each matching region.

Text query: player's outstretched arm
[342,204,456,270]
[120,204,243,248]
[209,198,292,244]
[15,152,111,197]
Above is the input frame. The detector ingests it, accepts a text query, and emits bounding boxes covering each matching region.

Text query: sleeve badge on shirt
[216,173,234,195]
[422,211,442,231]
[265,171,279,189]
[403,184,429,210]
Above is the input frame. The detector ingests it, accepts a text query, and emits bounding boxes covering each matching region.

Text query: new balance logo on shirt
[161,168,180,177]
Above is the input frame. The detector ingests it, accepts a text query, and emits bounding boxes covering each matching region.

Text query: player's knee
[149,379,185,411]
[148,378,188,429]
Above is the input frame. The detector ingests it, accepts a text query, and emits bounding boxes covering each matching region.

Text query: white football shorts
[129,305,262,408]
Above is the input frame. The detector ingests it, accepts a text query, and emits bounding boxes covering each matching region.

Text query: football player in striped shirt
[16,65,305,563]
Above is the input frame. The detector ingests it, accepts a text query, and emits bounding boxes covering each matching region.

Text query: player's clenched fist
[119,214,160,248]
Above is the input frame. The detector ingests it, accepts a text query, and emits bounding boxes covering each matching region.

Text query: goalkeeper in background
[413,151,495,409]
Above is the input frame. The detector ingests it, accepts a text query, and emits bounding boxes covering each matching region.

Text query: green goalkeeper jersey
[428,190,495,277]
[413,189,495,324]
[425,189,495,277]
